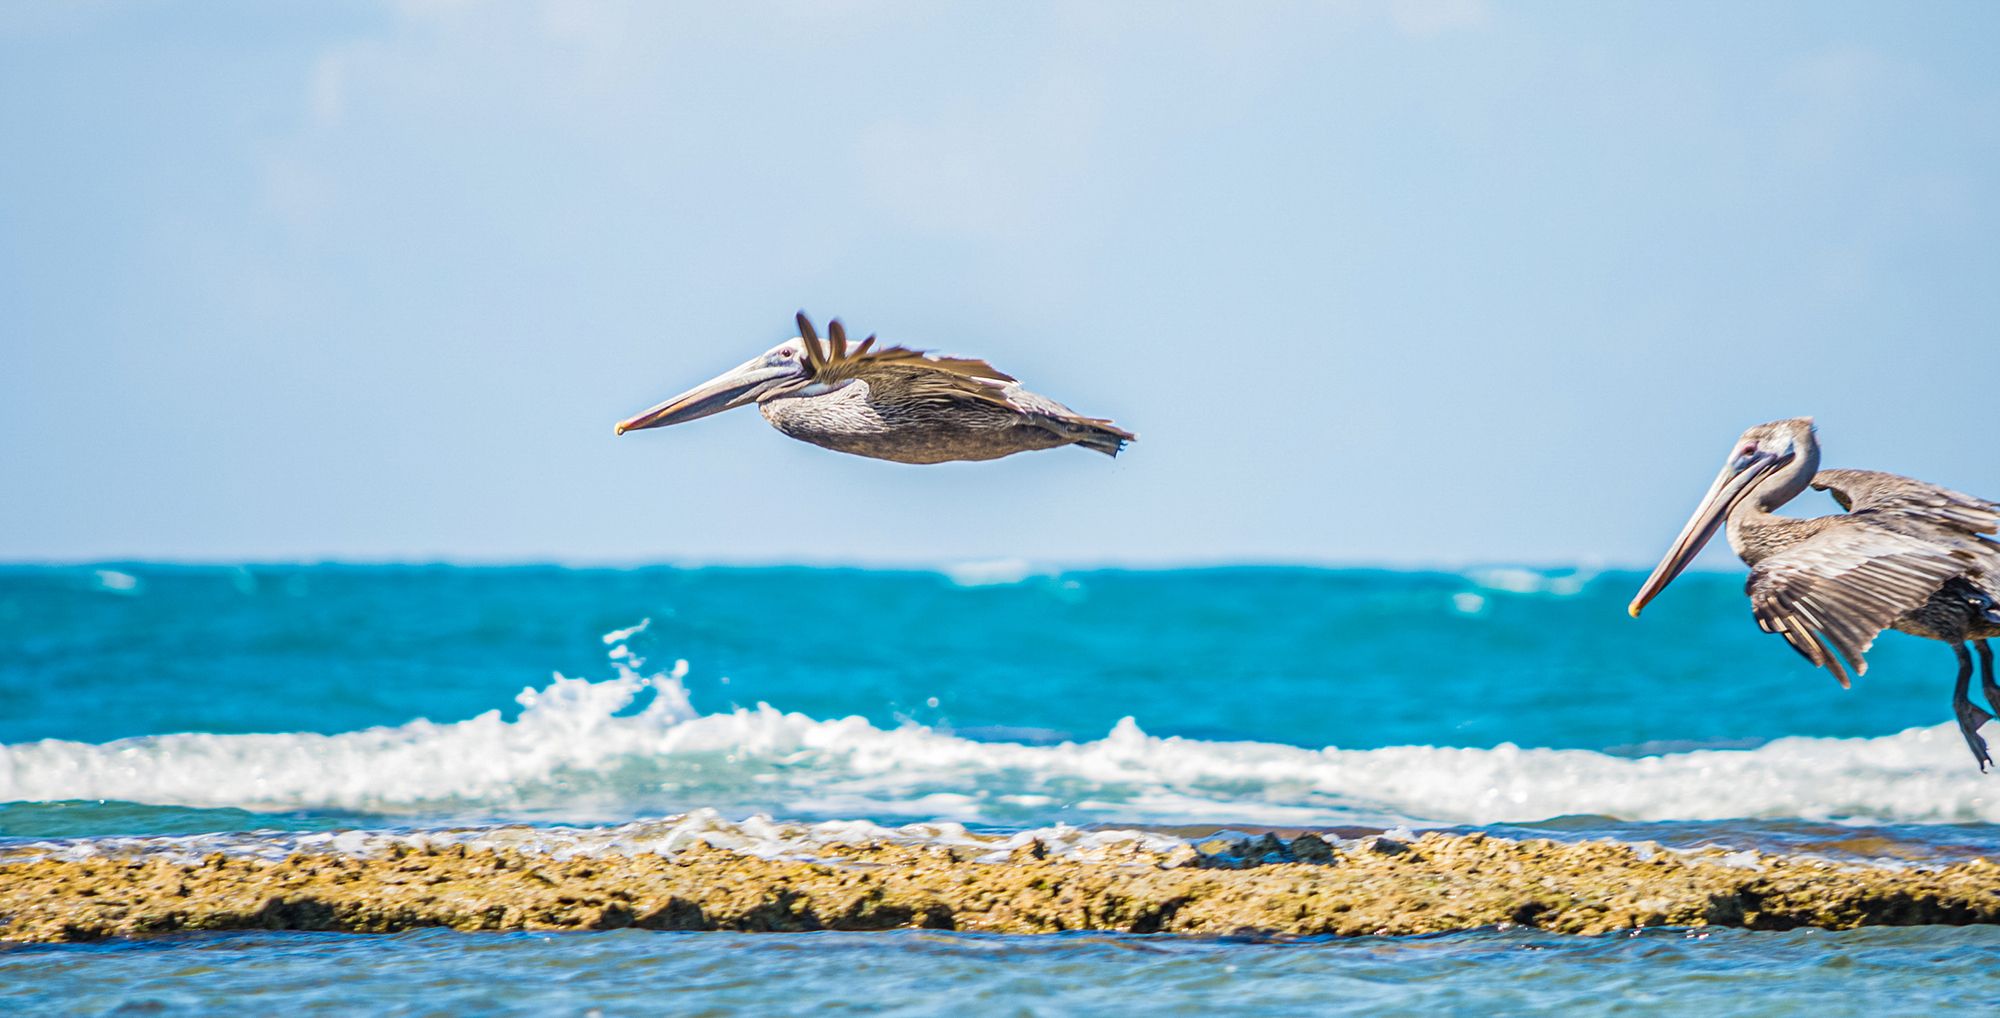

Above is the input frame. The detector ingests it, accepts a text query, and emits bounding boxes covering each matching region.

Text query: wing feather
[1747,527,1978,687]
[1813,469,2000,535]
[795,312,828,374]
[787,314,1133,449]
[812,335,1021,410]
[832,346,1018,385]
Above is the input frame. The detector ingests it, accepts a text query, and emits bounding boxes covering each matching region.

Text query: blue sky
[4,1,1997,566]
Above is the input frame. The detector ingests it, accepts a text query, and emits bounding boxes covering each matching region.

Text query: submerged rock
[2,833,1995,943]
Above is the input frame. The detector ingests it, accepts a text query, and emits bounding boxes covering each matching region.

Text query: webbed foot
[1955,701,1995,772]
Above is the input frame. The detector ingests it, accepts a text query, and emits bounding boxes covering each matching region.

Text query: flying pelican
[1628,418,2000,770]
[615,312,1135,464]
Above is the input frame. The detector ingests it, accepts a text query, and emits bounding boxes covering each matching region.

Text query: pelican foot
[1955,702,1995,772]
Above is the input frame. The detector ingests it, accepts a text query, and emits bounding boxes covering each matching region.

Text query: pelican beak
[1628,449,1788,617]
[615,362,796,435]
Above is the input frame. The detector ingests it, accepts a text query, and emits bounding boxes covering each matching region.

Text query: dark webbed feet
[1955,699,1995,773]
[1953,642,1994,772]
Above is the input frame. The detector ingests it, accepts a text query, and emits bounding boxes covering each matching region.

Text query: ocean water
[6,927,1999,1017]
[3,564,1997,1012]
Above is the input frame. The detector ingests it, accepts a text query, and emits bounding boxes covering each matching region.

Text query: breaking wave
[3,624,1996,828]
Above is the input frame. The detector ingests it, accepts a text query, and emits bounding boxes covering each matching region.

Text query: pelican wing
[821,347,1020,413]
[828,345,1017,385]
[808,334,1021,409]
[1001,386,1137,447]
[796,313,1017,388]
[794,315,1133,454]
[1747,525,1981,688]
[839,350,1136,453]
[1812,469,2000,536]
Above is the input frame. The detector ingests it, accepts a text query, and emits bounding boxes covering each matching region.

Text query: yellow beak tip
[1626,605,1643,619]
[614,425,628,436]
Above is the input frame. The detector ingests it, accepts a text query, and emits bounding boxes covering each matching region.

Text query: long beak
[614,364,791,435]
[1628,451,1785,618]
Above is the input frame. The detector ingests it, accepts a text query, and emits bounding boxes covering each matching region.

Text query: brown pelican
[615,312,1135,464]
[1629,418,2000,770]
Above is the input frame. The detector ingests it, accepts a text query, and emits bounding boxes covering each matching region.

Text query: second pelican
[616,312,1135,464]
[1629,418,2000,770]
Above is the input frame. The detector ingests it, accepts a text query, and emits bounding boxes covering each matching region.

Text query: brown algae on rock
[2,832,1995,943]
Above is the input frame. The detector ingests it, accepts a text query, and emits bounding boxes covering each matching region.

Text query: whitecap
[939,559,1046,587]
[90,569,142,595]
[3,626,1995,829]
[1464,566,1598,597]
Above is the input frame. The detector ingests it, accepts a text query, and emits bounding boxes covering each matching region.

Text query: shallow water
[6,926,1998,1016]
[3,564,1996,1008]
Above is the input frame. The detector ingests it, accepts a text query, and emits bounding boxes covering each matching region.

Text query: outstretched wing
[1748,468,2000,688]
[1747,526,1979,687]
[1784,468,2000,684]
[1812,469,2000,537]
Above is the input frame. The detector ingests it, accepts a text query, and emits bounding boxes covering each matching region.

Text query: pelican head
[615,338,816,435]
[1628,417,1819,618]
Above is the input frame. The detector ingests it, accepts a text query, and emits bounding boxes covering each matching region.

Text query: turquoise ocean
[3,564,1997,1013]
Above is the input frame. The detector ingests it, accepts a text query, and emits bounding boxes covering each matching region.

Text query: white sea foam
[3,627,1996,828]
[5,808,1198,867]
[1464,566,1598,597]
[91,569,143,595]
[939,558,1049,587]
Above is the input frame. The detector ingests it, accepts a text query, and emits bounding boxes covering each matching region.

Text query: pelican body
[616,313,1134,464]
[1629,418,2000,769]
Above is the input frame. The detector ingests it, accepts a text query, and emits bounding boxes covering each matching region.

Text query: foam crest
[3,627,1996,828]
[4,808,1199,868]
[1462,566,1599,597]
[939,558,1050,587]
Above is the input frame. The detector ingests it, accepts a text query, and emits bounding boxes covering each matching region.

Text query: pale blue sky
[4,1,1997,565]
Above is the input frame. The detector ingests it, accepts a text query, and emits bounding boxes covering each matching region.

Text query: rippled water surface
[7,927,1998,1016]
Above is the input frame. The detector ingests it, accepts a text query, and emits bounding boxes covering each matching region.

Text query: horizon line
[0,555,1720,575]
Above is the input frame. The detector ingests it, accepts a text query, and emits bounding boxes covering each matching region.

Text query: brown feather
[1812,469,2000,536]
[772,312,1133,460]
[829,346,1017,384]
[1746,530,1979,687]
[791,313,1015,389]
[795,311,827,374]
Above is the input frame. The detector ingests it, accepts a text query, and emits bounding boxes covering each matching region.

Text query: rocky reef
[5,831,1996,943]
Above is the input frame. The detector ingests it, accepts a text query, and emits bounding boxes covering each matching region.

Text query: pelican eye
[776,348,796,359]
